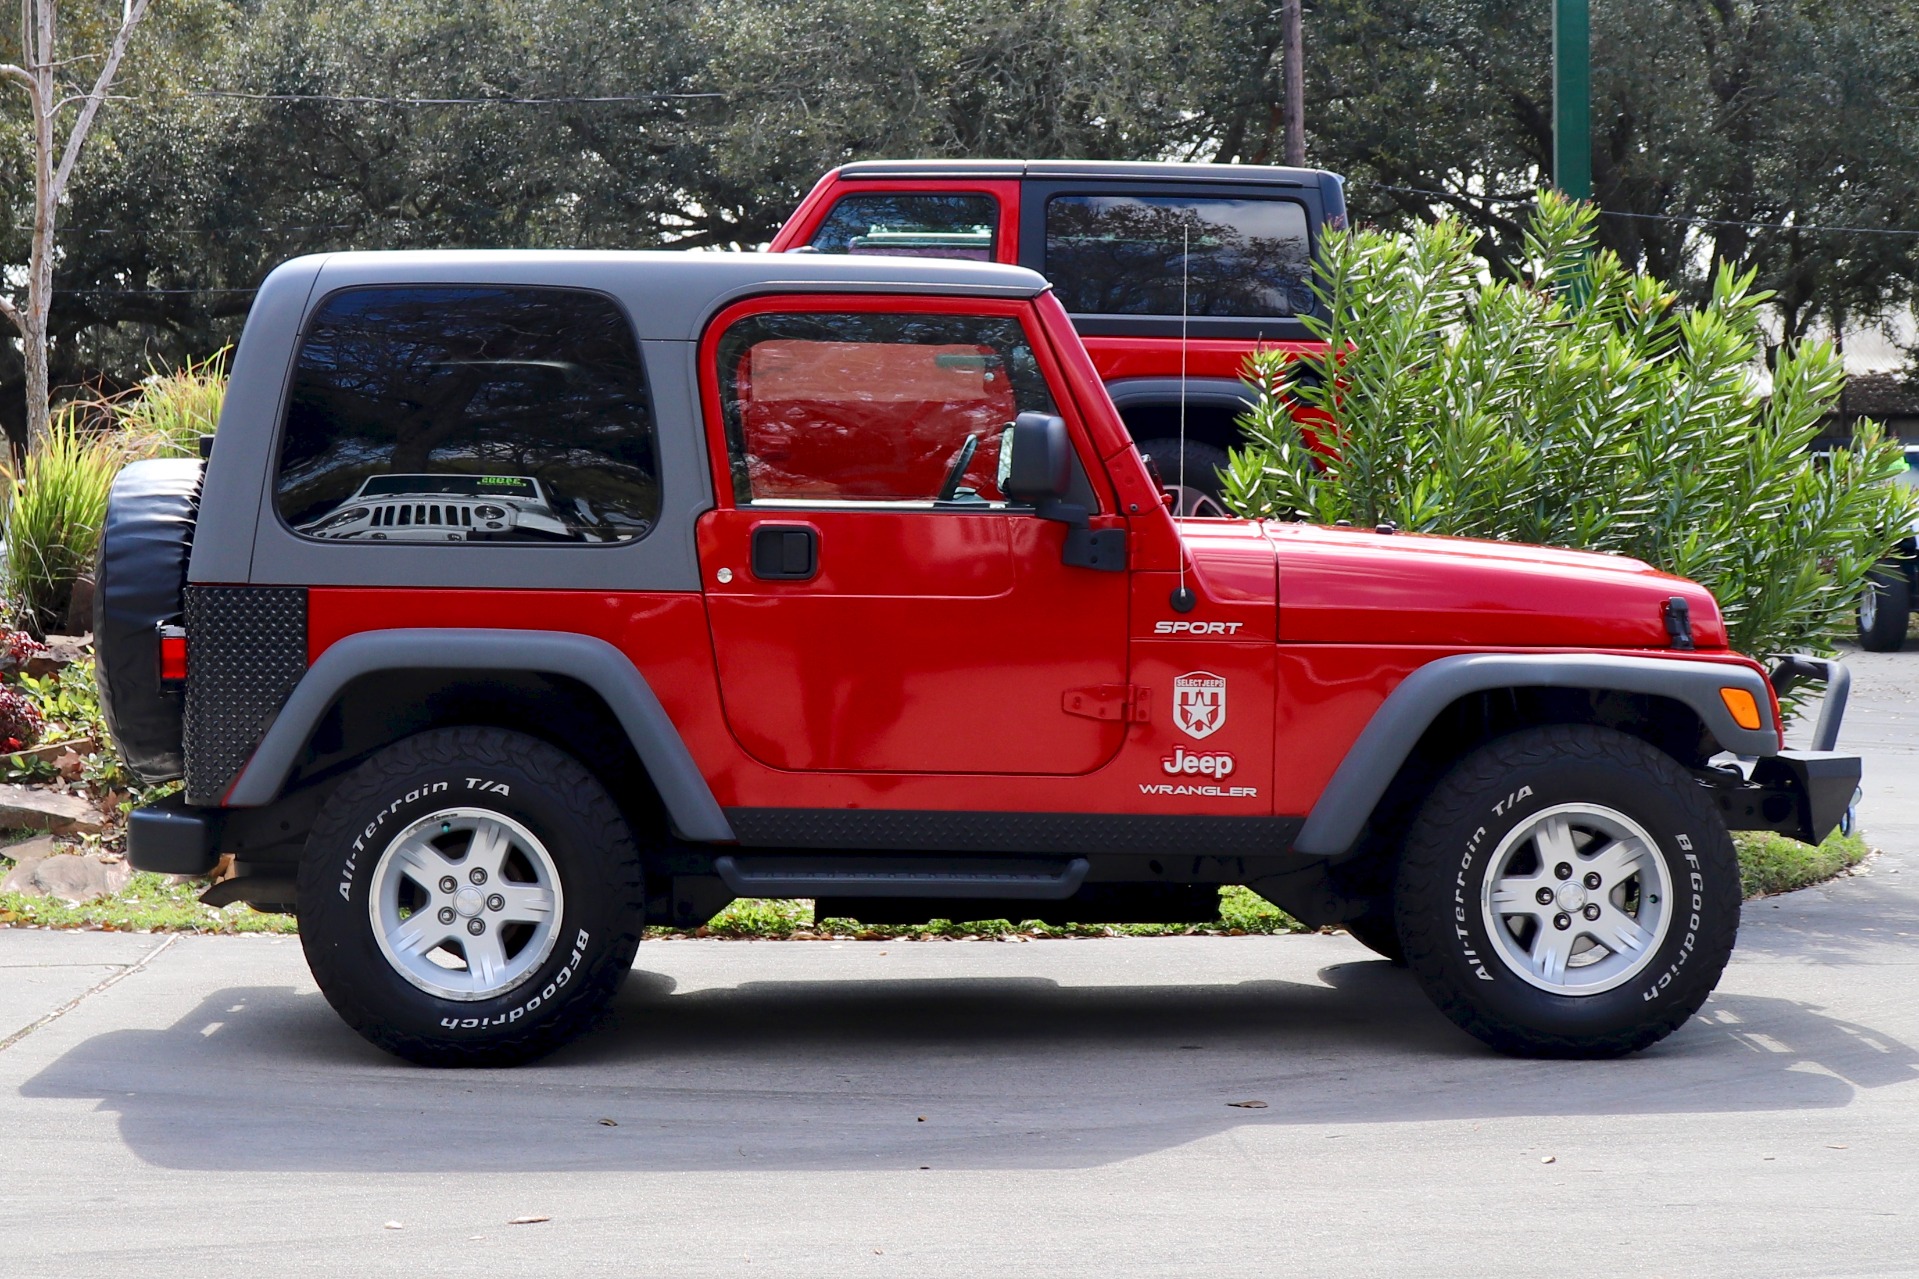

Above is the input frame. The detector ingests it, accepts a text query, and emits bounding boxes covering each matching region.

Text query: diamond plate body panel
[184,587,307,804]
[725,808,1299,858]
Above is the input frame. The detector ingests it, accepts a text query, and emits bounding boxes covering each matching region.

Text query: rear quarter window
[276,286,660,545]
[1044,194,1312,318]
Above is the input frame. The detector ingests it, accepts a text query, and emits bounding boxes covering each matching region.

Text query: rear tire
[1395,724,1739,1058]
[1136,438,1231,517]
[297,727,644,1066]
[1857,562,1910,652]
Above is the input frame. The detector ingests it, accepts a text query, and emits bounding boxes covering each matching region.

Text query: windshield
[808,193,999,262]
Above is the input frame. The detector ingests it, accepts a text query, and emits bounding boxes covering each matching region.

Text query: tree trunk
[3,0,153,455]
[24,0,57,453]
[1281,0,1305,167]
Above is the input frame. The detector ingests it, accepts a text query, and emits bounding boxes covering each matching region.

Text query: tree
[1,0,152,453]
[1203,1,1919,349]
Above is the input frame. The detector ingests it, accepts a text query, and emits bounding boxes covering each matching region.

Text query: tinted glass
[716,311,1055,505]
[277,286,659,544]
[807,193,998,262]
[1045,194,1312,317]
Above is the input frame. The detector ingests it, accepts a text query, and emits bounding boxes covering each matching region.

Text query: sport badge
[1172,671,1227,740]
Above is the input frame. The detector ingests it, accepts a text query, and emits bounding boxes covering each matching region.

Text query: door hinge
[1062,684,1151,722]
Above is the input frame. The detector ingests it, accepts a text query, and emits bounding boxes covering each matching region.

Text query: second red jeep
[771,159,1347,512]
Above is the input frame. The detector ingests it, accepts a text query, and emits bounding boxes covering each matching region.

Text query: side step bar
[714,854,1090,900]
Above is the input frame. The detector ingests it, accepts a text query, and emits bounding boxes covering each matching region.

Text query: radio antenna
[1170,222,1196,614]
[1178,222,1190,525]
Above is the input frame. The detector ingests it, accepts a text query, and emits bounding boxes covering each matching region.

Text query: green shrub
[4,416,120,637]
[114,351,227,458]
[1223,191,1916,661]
[0,359,227,639]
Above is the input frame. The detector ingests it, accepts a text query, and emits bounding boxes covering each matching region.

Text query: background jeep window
[1044,194,1311,318]
[276,286,659,545]
[806,194,998,262]
[716,311,1056,506]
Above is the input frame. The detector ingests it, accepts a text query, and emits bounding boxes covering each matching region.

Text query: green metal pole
[1552,0,1591,199]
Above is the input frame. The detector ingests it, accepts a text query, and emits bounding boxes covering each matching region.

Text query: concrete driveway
[2,652,1916,1277]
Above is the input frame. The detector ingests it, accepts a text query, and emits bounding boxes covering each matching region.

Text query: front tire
[1857,562,1910,652]
[297,727,644,1066]
[1395,725,1740,1058]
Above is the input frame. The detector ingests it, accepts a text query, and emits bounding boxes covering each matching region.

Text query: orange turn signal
[1720,687,1762,731]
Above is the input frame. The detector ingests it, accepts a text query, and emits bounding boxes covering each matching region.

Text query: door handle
[750,524,819,581]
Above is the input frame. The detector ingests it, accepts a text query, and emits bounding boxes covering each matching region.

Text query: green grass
[1733,827,1870,897]
[3,416,121,636]
[0,871,295,933]
[0,832,1871,937]
[113,354,227,458]
[688,884,1305,940]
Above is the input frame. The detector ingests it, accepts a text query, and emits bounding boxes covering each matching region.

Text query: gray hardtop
[193,248,1050,591]
[288,249,1049,342]
[835,158,1338,187]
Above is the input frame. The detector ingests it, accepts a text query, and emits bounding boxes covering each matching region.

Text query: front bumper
[1701,654,1861,846]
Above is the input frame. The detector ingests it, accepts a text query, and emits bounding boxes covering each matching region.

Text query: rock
[0,784,105,834]
[5,738,100,766]
[24,633,90,677]
[20,852,132,904]
[3,833,61,861]
[1,834,63,892]
[62,576,96,636]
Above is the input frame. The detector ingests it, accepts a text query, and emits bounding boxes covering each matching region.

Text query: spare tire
[93,458,202,782]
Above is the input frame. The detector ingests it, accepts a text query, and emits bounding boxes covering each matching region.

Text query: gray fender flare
[223,628,735,842]
[1291,652,1776,859]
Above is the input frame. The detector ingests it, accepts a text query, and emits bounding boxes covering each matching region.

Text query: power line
[187,90,723,105]
[68,286,259,297]
[1374,183,1919,238]
[13,224,358,236]
[1600,207,1919,238]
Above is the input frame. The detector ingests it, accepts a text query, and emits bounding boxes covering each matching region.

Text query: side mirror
[1000,411,1127,574]
[1002,412,1072,504]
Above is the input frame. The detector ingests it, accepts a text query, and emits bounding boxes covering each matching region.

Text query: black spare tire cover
[94,458,202,782]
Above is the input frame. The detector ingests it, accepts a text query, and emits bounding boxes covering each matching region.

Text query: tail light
[157,625,188,684]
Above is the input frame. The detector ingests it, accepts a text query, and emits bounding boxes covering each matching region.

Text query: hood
[1261,521,1727,650]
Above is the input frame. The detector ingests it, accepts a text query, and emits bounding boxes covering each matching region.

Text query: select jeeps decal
[1172,671,1227,740]
[1154,620,1245,636]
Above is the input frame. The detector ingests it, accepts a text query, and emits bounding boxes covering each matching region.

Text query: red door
[696,296,1128,776]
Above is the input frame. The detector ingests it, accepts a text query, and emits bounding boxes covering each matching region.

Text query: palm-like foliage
[1224,192,1915,660]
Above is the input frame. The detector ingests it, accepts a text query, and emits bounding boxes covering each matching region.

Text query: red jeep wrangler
[770,160,1347,512]
[94,251,1857,1066]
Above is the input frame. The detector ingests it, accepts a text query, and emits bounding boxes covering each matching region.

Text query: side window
[807,194,998,262]
[276,286,659,545]
[1045,194,1312,318]
[715,311,1057,507]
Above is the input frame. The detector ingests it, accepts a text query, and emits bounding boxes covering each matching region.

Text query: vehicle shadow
[20,959,1917,1172]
